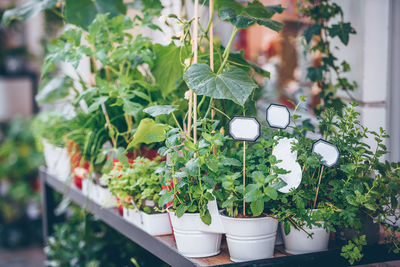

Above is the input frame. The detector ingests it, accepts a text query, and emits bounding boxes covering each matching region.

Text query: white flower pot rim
[219,213,277,221]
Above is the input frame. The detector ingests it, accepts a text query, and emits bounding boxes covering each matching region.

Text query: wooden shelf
[40,167,400,267]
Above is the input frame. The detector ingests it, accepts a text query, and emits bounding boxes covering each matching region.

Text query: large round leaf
[184,64,257,106]
[65,0,126,29]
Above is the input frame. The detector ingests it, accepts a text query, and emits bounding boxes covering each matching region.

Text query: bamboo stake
[209,0,217,155]
[192,0,199,144]
[313,165,325,209]
[243,141,246,216]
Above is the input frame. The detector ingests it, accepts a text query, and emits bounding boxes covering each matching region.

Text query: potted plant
[31,112,71,181]
[316,103,400,264]
[157,125,236,257]
[102,156,172,236]
[275,102,336,255]
[215,132,289,262]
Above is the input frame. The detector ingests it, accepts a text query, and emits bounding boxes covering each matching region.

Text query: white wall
[335,0,391,157]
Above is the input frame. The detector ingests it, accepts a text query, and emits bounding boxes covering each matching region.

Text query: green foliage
[45,206,167,266]
[64,0,126,29]
[101,157,163,213]
[143,105,178,117]
[215,0,284,31]
[217,135,288,217]
[301,0,357,114]
[157,125,238,224]
[152,43,191,98]
[184,64,258,106]
[2,0,162,31]
[340,235,367,265]
[1,0,58,26]
[0,118,43,247]
[35,76,73,105]
[127,119,168,149]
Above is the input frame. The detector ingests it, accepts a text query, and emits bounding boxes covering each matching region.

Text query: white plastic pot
[220,215,278,262]
[281,222,330,254]
[168,210,222,258]
[42,139,70,181]
[123,207,172,236]
[81,179,116,208]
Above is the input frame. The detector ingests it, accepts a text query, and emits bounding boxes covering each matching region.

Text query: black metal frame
[40,168,400,267]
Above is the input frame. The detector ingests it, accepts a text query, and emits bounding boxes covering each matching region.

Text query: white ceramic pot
[123,207,172,236]
[96,185,117,208]
[168,210,222,258]
[220,215,278,262]
[281,222,330,254]
[82,179,116,208]
[42,139,70,181]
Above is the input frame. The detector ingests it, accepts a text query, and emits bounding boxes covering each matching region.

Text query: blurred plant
[0,117,44,247]
[45,205,168,267]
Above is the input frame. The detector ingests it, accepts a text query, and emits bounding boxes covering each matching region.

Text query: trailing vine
[301,0,357,115]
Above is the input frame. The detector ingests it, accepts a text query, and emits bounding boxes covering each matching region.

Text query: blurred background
[0,0,399,266]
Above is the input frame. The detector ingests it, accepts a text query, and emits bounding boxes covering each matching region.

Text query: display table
[39,167,400,267]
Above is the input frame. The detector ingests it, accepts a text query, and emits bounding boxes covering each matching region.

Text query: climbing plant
[301,0,357,115]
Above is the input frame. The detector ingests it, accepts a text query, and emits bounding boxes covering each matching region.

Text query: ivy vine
[301,0,357,115]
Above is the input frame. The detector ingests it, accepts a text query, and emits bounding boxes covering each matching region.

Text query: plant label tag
[312,139,340,167]
[266,104,290,129]
[272,138,302,193]
[228,116,260,142]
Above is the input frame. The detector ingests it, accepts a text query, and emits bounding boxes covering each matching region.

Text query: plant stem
[172,112,184,134]
[217,27,239,74]
[212,106,231,120]
[313,165,325,209]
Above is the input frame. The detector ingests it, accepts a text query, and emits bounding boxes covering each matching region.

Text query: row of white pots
[42,141,330,262]
[168,204,330,262]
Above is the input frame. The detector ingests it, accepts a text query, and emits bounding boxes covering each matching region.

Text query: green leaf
[127,118,167,149]
[184,64,257,106]
[307,66,324,82]
[158,190,174,207]
[200,209,212,225]
[329,22,356,45]
[221,157,241,167]
[204,192,215,201]
[176,204,186,217]
[205,158,219,173]
[264,186,278,200]
[123,101,143,118]
[216,0,284,31]
[250,199,264,216]
[303,24,322,44]
[283,221,291,235]
[87,96,108,113]
[35,77,73,105]
[65,0,126,29]
[152,43,190,98]
[2,0,58,26]
[143,105,178,117]
[228,50,270,77]
[244,188,262,202]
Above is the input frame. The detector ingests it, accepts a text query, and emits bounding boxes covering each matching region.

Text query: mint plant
[157,124,241,224]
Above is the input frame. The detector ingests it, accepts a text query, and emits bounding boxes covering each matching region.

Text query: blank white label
[229,117,260,142]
